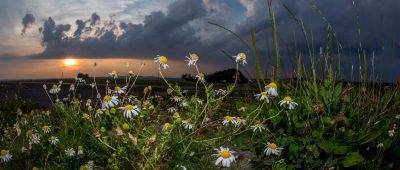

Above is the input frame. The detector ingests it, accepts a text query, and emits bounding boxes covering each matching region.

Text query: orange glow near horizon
[64,58,77,66]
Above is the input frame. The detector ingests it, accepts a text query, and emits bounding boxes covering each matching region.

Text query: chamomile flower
[102,95,119,108]
[109,70,118,78]
[185,53,199,66]
[154,55,169,69]
[82,113,90,120]
[173,112,181,119]
[77,146,84,155]
[113,86,126,94]
[255,92,270,102]
[0,149,12,163]
[214,147,236,167]
[182,118,194,129]
[396,115,400,119]
[49,84,61,94]
[69,84,75,91]
[65,148,76,158]
[162,123,172,131]
[95,108,105,118]
[234,117,246,127]
[222,116,236,126]
[251,121,265,132]
[167,107,178,113]
[233,52,247,65]
[265,82,278,97]
[30,133,41,144]
[377,143,384,148]
[42,125,51,133]
[171,96,183,103]
[215,89,227,95]
[238,107,246,112]
[49,136,59,145]
[167,88,174,95]
[180,100,189,107]
[75,77,85,83]
[388,129,395,137]
[195,73,206,83]
[264,142,283,156]
[128,70,134,76]
[197,99,204,105]
[279,96,298,110]
[119,104,140,118]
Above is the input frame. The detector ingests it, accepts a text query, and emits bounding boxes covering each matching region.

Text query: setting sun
[64,58,77,66]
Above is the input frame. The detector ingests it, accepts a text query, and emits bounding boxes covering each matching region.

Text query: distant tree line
[181,68,248,83]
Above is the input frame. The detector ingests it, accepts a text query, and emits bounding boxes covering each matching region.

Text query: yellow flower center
[125,104,133,110]
[226,116,234,121]
[283,96,292,102]
[114,86,121,91]
[1,149,7,155]
[239,53,246,60]
[159,56,168,64]
[261,92,268,96]
[128,70,134,75]
[220,150,231,159]
[51,84,58,89]
[111,70,117,75]
[268,82,277,89]
[190,53,199,60]
[198,73,205,78]
[236,117,242,123]
[26,130,32,136]
[43,125,49,130]
[269,143,277,149]
[173,112,180,119]
[104,95,112,102]
[83,114,89,119]
[122,123,130,130]
[78,146,83,151]
[50,136,56,140]
[186,118,192,124]
[164,123,171,128]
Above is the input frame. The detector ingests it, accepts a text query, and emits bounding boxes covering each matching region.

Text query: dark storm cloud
[90,13,100,26]
[21,13,35,35]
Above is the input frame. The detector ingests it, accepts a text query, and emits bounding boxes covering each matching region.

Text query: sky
[0,0,399,82]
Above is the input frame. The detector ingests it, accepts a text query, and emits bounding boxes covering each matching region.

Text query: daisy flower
[95,108,105,118]
[222,116,236,126]
[234,117,246,127]
[75,77,85,83]
[119,104,140,118]
[102,95,119,108]
[279,96,298,110]
[238,107,246,112]
[388,129,395,137]
[128,70,134,76]
[265,82,278,97]
[109,70,118,78]
[49,136,59,145]
[82,113,90,120]
[264,142,283,156]
[255,92,270,102]
[171,96,183,103]
[113,86,126,94]
[251,121,265,132]
[65,148,76,158]
[77,146,84,155]
[162,123,172,131]
[173,112,181,119]
[196,73,206,83]
[215,89,227,95]
[154,55,169,69]
[168,107,178,113]
[42,125,51,133]
[0,149,12,163]
[49,84,61,94]
[69,84,75,91]
[185,53,199,66]
[396,115,400,119]
[180,100,189,107]
[233,52,247,65]
[197,99,204,105]
[182,118,194,129]
[377,143,384,148]
[214,147,236,167]
[30,133,41,144]
[167,88,174,95]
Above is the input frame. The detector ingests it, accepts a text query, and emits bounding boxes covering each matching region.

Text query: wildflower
[197,99,204,105]
[251,121,265,132]
[119,104,140,118]
[377,143,384,148]
[233,52,247,65]
[65,148,76,158]
[255,92,270,102]
[167,107,177,113]
[69,84,75,91]
[396,115,400,119]
[95,108,105,118]
[75,77,85,83]
[49,136,59,145]
[162,123,172,131]
[30,133,41,144]
[222,116,236,126]
[122,123,130,130]
[234,117,246,127]
[279,96,298,110]
[214,147,236,167]
[196,73,206,83]
[102,95,119,108]
[113,86,126,94]
[264,142,283,156]
[49,84,61,94]
[388,130,395,137]
[173,112,181,119]
[0,149,12,163]
[90,83,95,88]
[265,82,278,97]
[238,107,246,112]
[167,88,174,95]
[180,100,189,107]
[109,70,118,78]
[42,125,51,133]
[182,118,194,129]
[82,113,90,119]
[215,89,227,95]
[154,55,169,69]
[171,96,183,103]
[128,70,134,76]
[77,146,84,155]
[185,53,199,66]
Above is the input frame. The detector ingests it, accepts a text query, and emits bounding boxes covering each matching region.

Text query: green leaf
[343,152,364,167]
[312,130,320,138]
[332,145,348,155]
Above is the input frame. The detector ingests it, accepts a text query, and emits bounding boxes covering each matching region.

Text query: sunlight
[64,58,77,66]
